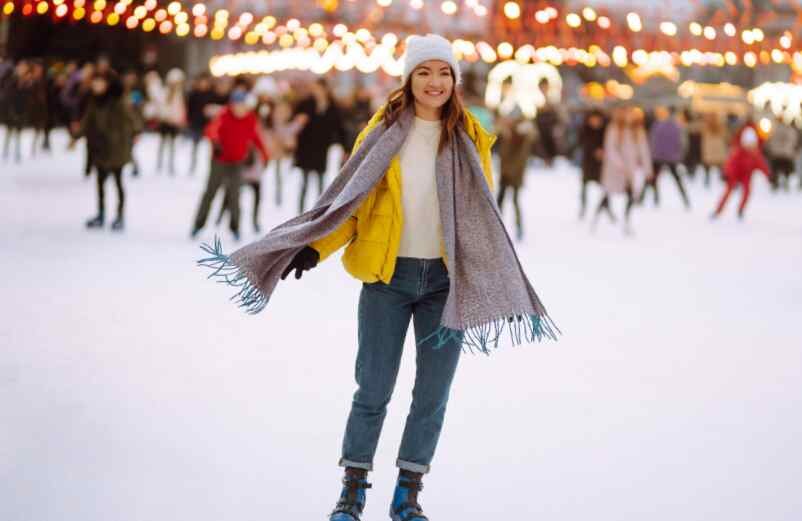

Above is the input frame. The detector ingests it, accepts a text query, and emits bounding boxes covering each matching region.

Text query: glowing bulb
[742,30,755,45]
[724,23,735,37]
[660,22,677,36]
[309,23,324,37]
[410,0,423,9]
[194,24,207,37]
[441,1,457,15]
[503,1,519,19]
[703,26,716,40]
[627,12,642,32]
[192,4,205,16]
[597,16,610,29]
[497,42,513,59]
[690,22,702,36]
[535,10,549,24]
[582,7,596,22]
[566,13,581,28]
[377,0,392,6]
[333,23,347,37]
[167,1,180,15]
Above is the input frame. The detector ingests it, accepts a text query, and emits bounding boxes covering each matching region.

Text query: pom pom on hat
[402,34,460,86]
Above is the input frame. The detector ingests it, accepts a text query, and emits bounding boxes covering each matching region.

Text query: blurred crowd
[1,55,800,238]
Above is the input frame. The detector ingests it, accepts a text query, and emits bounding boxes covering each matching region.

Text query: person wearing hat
[197,33,558,521]
[191,89,269,240]
[711,123,771,220]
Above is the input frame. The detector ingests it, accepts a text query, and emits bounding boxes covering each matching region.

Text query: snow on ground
[1,129,801,521]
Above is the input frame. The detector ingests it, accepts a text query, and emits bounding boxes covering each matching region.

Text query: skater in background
[578,107,607,219]
[121,69,145,177]
[496,109,535,240]
[186,73,215,175]
[712,124,771,220]
[2,60,30,163]
[700,112,729,188]
[594,105,652,234]
[156,68,186,175]
[27,61,49,157]
[74,72,140,231]
[293,77,347,213]
[643,106,691,209]
[264,98,307,207]
[765,117,798,192]
[191,90,269,241]
[535,77,561,167]
[683,108,704,179]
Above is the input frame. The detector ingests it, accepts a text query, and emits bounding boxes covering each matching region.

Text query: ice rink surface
[2,131,801,521]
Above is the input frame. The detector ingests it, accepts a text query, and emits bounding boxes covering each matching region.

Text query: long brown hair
[382,67,466,153]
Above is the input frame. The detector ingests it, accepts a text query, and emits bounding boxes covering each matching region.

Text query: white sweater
[397,117,443,259]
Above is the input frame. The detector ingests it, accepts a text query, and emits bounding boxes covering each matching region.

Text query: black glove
[281,246,320,280]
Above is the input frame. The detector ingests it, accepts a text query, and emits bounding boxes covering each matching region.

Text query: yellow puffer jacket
[310,106,497,284]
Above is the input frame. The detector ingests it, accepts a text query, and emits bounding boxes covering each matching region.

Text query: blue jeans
[339,257,462,474]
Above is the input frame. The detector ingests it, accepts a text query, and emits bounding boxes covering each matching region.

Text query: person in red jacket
[712,124,771,220]
[191,89,269,240]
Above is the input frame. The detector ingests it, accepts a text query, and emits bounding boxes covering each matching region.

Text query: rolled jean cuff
[339,458,373,472]
[396,459,430,474]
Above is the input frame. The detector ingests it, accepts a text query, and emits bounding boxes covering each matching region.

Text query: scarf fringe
[197,236,268,315]
[418,313,561,355]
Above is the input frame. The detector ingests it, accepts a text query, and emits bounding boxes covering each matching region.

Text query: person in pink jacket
[593,105,652,235]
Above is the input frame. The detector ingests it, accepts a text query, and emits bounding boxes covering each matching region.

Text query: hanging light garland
[3,0,802,73]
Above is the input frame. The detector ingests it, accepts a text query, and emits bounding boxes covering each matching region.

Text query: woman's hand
[281,246,320,280]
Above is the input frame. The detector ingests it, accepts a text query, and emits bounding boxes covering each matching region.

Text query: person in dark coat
[579,108,607,218]
[293,77,347,213]
[76,72,140,231]
[496,111,535,241]
[186,73,216,174]
[2,60,31,163]
[27,61,49,157]
[683,108,703,178]
[534,78,561,167]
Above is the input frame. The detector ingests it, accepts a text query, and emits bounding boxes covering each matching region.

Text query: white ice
[1,129,801,521]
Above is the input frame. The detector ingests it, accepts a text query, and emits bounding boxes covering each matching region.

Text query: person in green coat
[74,71,140,231]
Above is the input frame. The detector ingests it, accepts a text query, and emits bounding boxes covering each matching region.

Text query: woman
[578,108,607,218]
[198,34,557,521]
[594,105,652,235]
[700,112,729,188]
[293,77,347,213]
[76,72,139,231]
[496,110,536,240]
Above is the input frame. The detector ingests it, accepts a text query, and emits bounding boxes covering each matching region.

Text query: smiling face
[410,59,454,118]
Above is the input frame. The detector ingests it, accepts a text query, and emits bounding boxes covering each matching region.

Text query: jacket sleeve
[204,113,222,143]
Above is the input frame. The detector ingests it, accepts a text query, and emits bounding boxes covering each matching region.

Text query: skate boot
[390,471,429,521]
[330,469,372,521]
[111,215,125,232]
[85,213,104,229]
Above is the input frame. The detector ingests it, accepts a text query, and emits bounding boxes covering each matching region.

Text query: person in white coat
[593,105,652,235]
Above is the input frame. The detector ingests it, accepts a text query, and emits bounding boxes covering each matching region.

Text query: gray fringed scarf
[198,107,559,354]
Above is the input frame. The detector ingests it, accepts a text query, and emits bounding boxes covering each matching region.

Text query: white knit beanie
[402,34,461,85]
